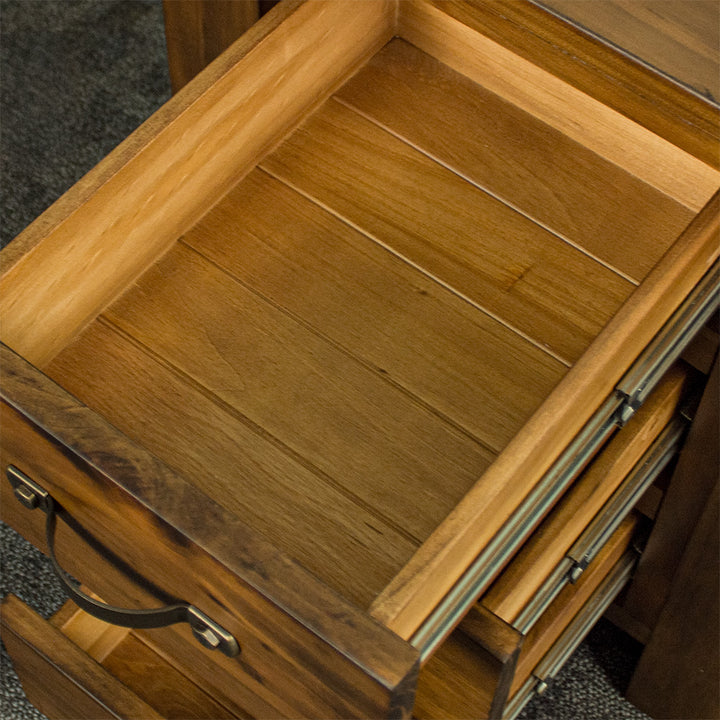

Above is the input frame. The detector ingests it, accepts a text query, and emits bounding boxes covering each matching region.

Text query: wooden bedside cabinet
[1,2,718,718]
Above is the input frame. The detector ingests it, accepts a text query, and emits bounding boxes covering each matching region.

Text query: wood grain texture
[399,0,720,172]
[414,630,501,720]
[0,0,395,368]
[482,362,691,624]
[509,515,638,696]
[262,99,633,364]
[622,355,719,635]
[183,168,566,454]
[163,0,260,93]
[370,194,719,641]
[102,633,240,719]
[53,601,239,718]
[336,39,695,282]
[539,0,720,103]
[0,344,420,719]
[0,595,163,720]
[101,242,496,544]
[46,319,419,607]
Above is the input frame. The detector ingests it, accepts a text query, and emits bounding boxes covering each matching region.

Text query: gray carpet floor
[0,1,651,718]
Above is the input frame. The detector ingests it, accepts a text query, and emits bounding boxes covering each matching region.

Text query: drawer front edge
[0,343,419,719]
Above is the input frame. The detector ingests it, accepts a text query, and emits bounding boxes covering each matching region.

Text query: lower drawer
[412,363,696,719]
[414,516,639,720]
[0,594,244,720]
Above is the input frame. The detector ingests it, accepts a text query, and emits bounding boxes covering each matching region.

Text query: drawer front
[411,361,700,720]
[0,595,163,720]
[0,345,419,719]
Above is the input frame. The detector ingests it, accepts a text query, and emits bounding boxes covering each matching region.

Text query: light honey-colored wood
[59,607,130,664]
[371,195,719,640]
[2,2,719,717]
[45,318,419,607]
[45,599,239,719]
[101,632,240,719]
[509,515,639,696]
[0,0,395,369]
[539,0,720,103]
[183,168,566,454]
[98,243,495,545]
[397,0,720,205]
[482,363,691,624]
[413,630,501,720]
[335,39,695,283]
[262,99,633,364]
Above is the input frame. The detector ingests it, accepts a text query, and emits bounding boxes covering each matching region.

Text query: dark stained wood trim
[0,343,419,719]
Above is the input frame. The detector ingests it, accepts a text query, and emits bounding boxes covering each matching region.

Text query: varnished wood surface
[163,0,260,93]
[0,595,163,720]
[1,345,420,719]
[625,356,719,719]
[413,630,502,720]
[400,0,720,169]
[0,0,395,368]
[509,516,638,696]
[2,4,719,716]
[183,168,566,454]
[262,99,634,364]
[335,39,694,284]
[99,243,495,546]
[538,0,720,104]
[46,319,419,607]
[622,356,719,631]
[102,633,240,719]
[51,600,238,718]
[482,363,691,624]
[371,196,719,640]
[627,483,719,719]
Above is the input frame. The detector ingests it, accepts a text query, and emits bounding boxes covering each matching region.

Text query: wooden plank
[369,193,719,641]
[0,345,421,719]
[102,633,240,719]
[183,168,567,454]
[101,242,496,544]
[45,319,419,608]
[509,515,638,696]
[482,362,691,624]
[398,0,720,172]
[53,602,237,718]
[262,100,633,364]
[539,0,720,103]
[0,0,395,368]
[413,630,501,720]
[163,0,260,93]
[335,39,695,282]
[0,594,164,720]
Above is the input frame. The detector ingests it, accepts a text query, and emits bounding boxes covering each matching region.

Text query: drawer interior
[35,27,717,614]
[1,594,238,719]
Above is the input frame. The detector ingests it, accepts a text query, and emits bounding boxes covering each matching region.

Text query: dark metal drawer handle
[7,465,240,658]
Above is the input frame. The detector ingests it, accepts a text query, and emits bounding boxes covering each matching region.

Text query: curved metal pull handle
[7,465,240,657]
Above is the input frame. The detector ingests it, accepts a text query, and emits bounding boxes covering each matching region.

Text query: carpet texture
[0,1,650,718]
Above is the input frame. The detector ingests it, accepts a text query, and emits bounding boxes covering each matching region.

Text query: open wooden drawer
[1,1,718,718]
